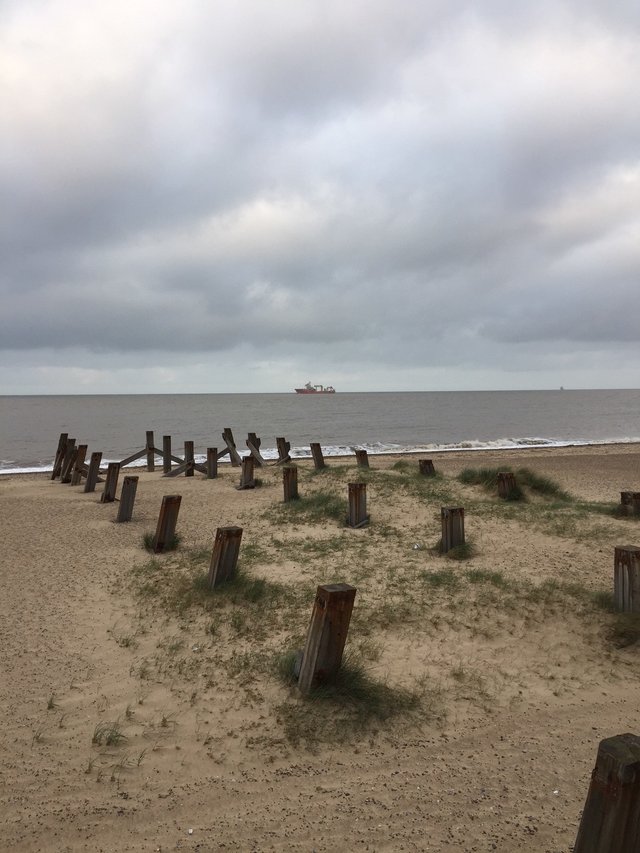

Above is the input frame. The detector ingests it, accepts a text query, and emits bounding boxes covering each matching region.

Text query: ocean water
[1,389,640,474]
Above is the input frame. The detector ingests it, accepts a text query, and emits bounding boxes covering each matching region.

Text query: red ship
[294,381,336,394]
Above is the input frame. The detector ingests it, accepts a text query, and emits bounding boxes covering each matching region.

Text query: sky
[2,0,639,394]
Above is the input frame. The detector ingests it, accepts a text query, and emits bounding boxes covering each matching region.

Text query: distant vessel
[295,381,336,394]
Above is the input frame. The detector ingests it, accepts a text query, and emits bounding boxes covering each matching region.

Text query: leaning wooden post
[184,441,194,477]
[574,733,640,853]
[51,432,68,479]
[70,444,88,486]
[297,583,357,695]
[222,428,242,467]
[59,438,77,483]
[283,465,299,501]
[614,546,640,613]
[497,472,518,499]
[355,449,369,468]
[419,459,436,477]
[347,482,369,528]
[276,437,291,464]
[237,456,255,490]
[151,495,182,553]
[100,463,121,503]
[310,442,325,470]
[441,507,465,553]
[116,476,139,523]
[84,451,103,493]
[621,492,640,517]
[206,448,218,479]
[162,435,172,474]
[146,431,155,473]
[208,526,243,588]
[246,433,263,467]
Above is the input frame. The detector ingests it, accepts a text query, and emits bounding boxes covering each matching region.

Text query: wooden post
[347,482,369,528]
[151,495,182,553]
[207,448,218,479]
[116,475,139,523]
[51,432,68,479]
[441,507,465,553]
[276,437,291,465]
[614,546,640,613]
[184,441,194,477]
[70,444,88,486]
[419,459,436,477]
[84,451,103,493]
[60,442,79,484]
[297,583,357,695]
[146,431,155,473]
[310,442,325,470]
[163,435,172,474]
[246,433,264,466]
[100,462,120,504]
[497,472,518,499]
[237,456,255,490]
[283,465,299,501]
[208,526,243,588]
[621,492,640,516]
[574,733,640,853]
[355,449,369,468]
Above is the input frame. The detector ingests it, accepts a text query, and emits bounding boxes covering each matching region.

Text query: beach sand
[1,444,640,852]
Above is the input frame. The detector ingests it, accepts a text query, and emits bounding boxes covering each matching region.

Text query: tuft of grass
[465,568,509,588]
[47,693,57,710]
[420,568,460,589]
[270,489,346,524]
[92,720,127,747]
[458,467,503,489]
[142,532,181,553]
[516,468,572,500]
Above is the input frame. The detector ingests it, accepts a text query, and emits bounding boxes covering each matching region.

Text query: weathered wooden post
[208,526,243,588]
[84,451,103,493]
[574,733,640,853]
[246,433,264,467]
[441,507,465,553]
[355,449,370,468]
[116,475,139,523]
[283,465,299,501]
[163,435,172,474]
[310,442,325,470]
[70,444,88,486]
[146,431,155,473]
[237,456,255,490]
[100,462,121,503]
[419,459,436,477]
[297,583,357,695]
[222,428,242,466]
[620,492,640,516]
[184,441,194,477]
[60,442,79,484]
[51,432,69,479]
[497,472,518,499]
[207,447,218,479]
[614,546,640,613]
[347,482,369,528]
[151,495,182,553]
[276,437,291,464]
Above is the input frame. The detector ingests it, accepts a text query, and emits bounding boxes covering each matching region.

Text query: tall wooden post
[70,444,88,486]
[222,428,242,466]
[237,456,255,490]
[51,432,68,480]
[614,546,640,613]
[60,442,79,484]
[497,472,518,499]
[207,448,218,479]
[355,449,369,468]
[276,437,291,464]
[347,483,369,528]
[310,442,325,470]
[151,495,182,553]
[116,476,139,523]
[297,583,357,695]
[419,459,436,477]
[84,451,102,493]
[146,431,155,473]
[441,507,465,553]
[101,463,120,503]
[621,492,640,516]
[184,441,194,477]
[283,465,299,501]
[208,526,243,588]
[163,435,172,474]
[574,733,640,853]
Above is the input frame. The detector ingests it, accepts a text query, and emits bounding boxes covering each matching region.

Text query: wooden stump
[207,448,218,479]
[51,432,68,480]
[297,583,357,695]
[151,495,182,553]
[276,437,291,465]
[283,465,299,501]
[59,439,77,483]
[146,431,155,472]
[237,456,255,490]
[497,472,518,499]
[620,492,640,516]
[70,444,88,486]
[355,449,369,468]
[116,476,139,523]
[574,733,640,853]
[208,526,243,588]
[100,463,121,504]
[184,441,194,477]
[222,428,242,466]
[310,442,325,470]
[347,482,369,528]
[419,459,436,477]
[163,435,172,474]
[441,507,465,553]
[614,546,640,613]
[84,451,103,493]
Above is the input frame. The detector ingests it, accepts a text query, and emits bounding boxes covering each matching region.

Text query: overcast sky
[2,0,639,394]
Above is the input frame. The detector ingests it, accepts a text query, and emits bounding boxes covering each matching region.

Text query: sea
[1,389,640,475]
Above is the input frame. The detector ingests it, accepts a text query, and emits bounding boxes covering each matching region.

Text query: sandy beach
[1,443,640,852]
